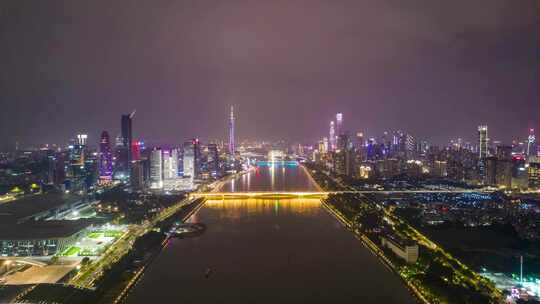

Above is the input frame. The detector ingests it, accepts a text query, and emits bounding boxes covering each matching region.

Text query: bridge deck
[192,189,487,199]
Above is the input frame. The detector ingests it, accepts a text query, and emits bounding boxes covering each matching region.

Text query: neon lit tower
[229,105,235,155]
[336,113,343,136]
[329,121,336,151]
[478,125,488,159]
[527,128,535,156]
[99,131,113,182]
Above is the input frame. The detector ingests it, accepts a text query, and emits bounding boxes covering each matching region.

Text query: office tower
[478,125,488,183]
[149,148,163,189]
[99,131,113,182]
[120,111,135,173]
[318,140,326,155]
[132,140,141,162]
[131,160,144,190]
[496,146,513,161]
[69,136,86,171]
[229,105,235,155]
[337,132,349,151]
[207,144,220,176]
[183,139,200,178]
[54,153,66,186]
[323,137,329,153]
[76,134,87,145]
[163,149,179,179]
[163,150,172,179]
[329,121,336,151]
[170,148,178,178]
[478,125,488,159]
[528,156,540,188]
[336,113,343,136]
[527,128,536,156]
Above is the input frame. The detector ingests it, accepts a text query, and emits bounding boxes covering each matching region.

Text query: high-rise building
[318,140,326,155]
[183,139,200,178]
[478,125,488,159]
[132,140,141,162]
[69,136,86,173]
[527,128,536,156]
[163,149,179,179]
[496,146,512,161]
[478,125,489,183]
[77,134,88,146]
[131,160,144,190]
[529,156,540,188]
[99,131,113,183]
[229,105,235,155]
[336,113,343,136]
[329,121,336,151]
[120,111,135,174]
[149,148,163,189]
[207,144,220,176]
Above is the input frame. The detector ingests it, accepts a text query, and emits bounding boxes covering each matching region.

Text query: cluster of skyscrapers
[312,114,540,189]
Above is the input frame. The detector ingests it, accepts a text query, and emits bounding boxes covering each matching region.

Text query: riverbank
[109,198,207,304]
[14,197,207,304]
[303,162,502,304]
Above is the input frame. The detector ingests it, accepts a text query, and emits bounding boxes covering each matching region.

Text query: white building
[150,148,163,189]
[183,143,195,178]
[163,149,179,180]
[381,233,418,264]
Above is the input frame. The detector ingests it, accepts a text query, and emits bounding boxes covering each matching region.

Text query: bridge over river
[127,163,417,304]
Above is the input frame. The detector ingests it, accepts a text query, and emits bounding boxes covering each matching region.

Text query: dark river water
[127,164,415,304]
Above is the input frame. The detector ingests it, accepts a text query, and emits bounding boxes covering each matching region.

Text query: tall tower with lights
[329,121,336,151]
[99,131,113,183]
[336,113,343,136]
[527,128,535,156]
[478,125,488,159]
[229,105,235,156]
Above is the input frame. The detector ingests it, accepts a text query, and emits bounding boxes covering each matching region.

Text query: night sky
[1,1,539,149]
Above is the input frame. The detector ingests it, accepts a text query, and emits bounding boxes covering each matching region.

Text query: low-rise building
[0,220,92,256]
[380,233,418,263]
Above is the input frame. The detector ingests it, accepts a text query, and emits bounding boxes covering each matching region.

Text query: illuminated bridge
[191,189,489,199]
[191,192,329,199]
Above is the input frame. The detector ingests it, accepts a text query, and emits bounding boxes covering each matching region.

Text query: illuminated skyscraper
[318,139,326,154]
[478,125,489,183]
[329,121,336,151]
[163,149,179,179]
[527,128,535,156]
[150,148,163,189]
[77,134,88,146]
[183,139,200,178]
[229,105,235,155]
[207,143,220,176]
[478,125,488,159]
[336,113,343,136]
[99,131,113,182]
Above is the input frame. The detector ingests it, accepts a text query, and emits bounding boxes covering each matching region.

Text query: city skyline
[1,1,540,149]
[2,2,540,303]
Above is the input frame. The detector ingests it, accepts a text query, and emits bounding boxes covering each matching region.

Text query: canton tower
[229,105,235,155]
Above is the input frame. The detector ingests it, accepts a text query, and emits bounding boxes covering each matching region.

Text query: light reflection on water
[204,198,322,220]
[128,164,416,304]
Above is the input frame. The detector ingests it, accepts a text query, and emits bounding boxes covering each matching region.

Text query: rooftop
[0,192,82,223]
[0,219,94,240]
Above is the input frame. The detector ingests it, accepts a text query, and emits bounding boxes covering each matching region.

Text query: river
[127,163,415,303]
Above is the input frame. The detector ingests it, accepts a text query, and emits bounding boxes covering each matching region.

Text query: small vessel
[205,267,213,279]
[169,223,206,238]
